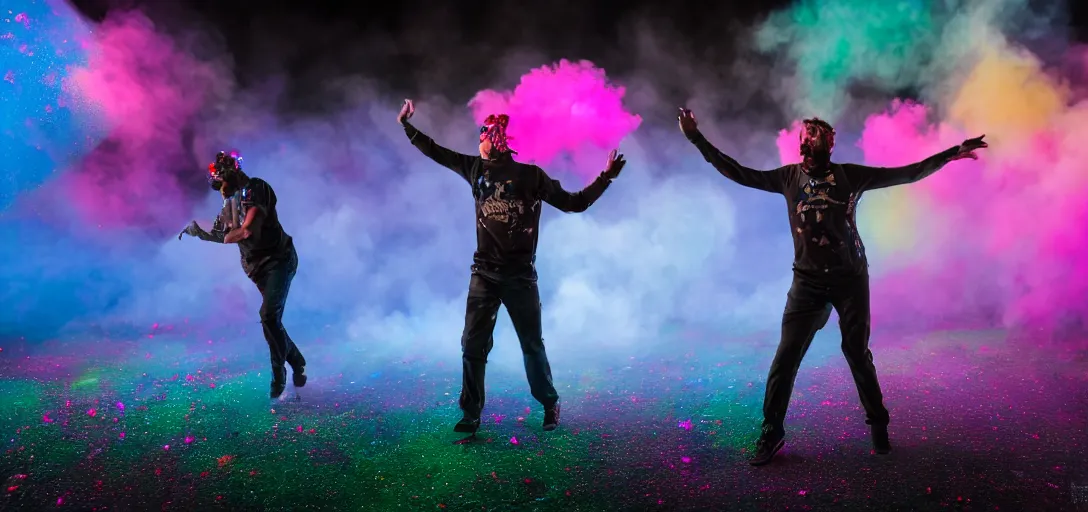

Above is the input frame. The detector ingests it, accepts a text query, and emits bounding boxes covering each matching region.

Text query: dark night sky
[64,0,1088,123]
[62,0,820,133]
[65,0,792,83]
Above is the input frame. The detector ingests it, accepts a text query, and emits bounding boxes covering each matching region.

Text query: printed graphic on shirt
[845,192,865,259]
[795,173,843,247]
[474,172,538,234]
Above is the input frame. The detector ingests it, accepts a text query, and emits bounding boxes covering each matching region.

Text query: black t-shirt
[404,122,612,278]
[686,130,958,282]
[213,177,292,278]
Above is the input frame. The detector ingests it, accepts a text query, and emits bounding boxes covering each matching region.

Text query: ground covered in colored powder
[0,329,1085,511]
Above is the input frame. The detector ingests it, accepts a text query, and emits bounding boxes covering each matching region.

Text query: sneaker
[270,366,287,399]
[454,415,481,434]
[543,403,560,431]
[749,425,785,466]
[292,366,307,388]
[871,424,891,454]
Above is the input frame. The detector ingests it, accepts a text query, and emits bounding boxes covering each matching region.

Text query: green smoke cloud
[754,0,1054,122]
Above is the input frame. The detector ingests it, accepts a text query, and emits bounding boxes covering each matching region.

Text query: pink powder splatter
[775,121,802,165]
[45,11,230,232]
[843,98,1088,331]
[468,60,641,180]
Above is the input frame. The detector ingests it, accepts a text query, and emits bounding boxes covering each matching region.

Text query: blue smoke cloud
[16,0,1042,378]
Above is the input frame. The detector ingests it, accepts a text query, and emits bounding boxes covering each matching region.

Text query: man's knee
[521,338,545,356]
[768,355,802,377]
[259,305,283,327]
[840,340,873,361]
[461,333,490,360]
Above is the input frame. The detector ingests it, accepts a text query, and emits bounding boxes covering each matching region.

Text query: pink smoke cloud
[468,60,642,180]
[49,11,229,232]
[852,100,1088,331]
[775,121,802,165]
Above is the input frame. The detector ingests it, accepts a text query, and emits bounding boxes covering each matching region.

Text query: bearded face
[800,119,835,160]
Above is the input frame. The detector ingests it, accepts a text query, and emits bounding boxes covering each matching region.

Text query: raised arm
[678,109,786,194]
[398,100,478,183]
[536,150,626,213]
[403,122,479,183]
[536,167,612,213]
[843,135,988,191]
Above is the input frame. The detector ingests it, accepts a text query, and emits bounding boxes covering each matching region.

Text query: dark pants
[762,273,889,433]
[253,247,306,374]
[459,272,559,419]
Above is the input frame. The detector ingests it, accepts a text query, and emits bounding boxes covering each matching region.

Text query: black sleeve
[202,224,227,243]
[198,215,227,243]
[240,179,273,218]
[404,122,479,184]
[842,146,960,192]
[687,130,788,194]
[536,166,612,213]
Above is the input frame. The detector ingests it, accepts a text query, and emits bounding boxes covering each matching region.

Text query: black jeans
[762,273,889,433]
[253,247,306,374]
[459,272,559,419]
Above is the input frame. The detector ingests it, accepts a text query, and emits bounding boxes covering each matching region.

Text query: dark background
[57,0,1088,235]
[63,0,1088,127]
[65,1,1088,73]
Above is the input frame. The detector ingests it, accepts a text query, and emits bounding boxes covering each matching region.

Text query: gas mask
[480,114,515,159]
[208,151,242,190]
[208,151,244,231]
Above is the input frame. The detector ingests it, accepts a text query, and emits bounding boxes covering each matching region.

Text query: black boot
[454,415,481,434]
[292,366,307,388]
[749,425,785,466]
[270,366,287,399]
[542,402,560,431]
[871,424,891,454]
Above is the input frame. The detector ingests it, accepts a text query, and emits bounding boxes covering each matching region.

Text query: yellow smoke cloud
[864,43,1073,264]
[858,186,923,259]
[948,46,1068,146]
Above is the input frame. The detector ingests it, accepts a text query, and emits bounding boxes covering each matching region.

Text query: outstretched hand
[397,99,415,125]
[178,220,203,240]
[678,108,698,137]
[603,149,627,180]
[951,135,988,161]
